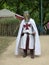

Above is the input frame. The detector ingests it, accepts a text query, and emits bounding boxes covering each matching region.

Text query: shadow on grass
[0,36,16,55]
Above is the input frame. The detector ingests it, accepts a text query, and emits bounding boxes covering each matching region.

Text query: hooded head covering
[23,11,30,22]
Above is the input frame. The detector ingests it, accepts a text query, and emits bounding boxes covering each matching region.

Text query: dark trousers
[23,49,34,58]
[21,33,34,58]
[23,34,34,58]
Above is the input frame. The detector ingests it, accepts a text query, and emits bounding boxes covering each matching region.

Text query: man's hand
[32,32,36,35]
[21,33,24,36]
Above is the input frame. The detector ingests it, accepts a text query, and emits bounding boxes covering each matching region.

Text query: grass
[0,36,16,54]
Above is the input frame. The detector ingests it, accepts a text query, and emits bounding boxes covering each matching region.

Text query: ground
[0,36,49,65]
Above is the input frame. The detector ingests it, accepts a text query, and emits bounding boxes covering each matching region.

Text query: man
[15,11,41,58]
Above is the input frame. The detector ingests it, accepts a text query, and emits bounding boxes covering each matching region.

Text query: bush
[0,18,20,36]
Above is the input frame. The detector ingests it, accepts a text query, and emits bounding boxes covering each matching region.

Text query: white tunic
[20,22,35,49]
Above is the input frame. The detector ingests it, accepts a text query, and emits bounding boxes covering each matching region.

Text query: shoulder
[30,18,35,23]
[21,19,25,22]
[30,18,34,21]
[20,19,25,25]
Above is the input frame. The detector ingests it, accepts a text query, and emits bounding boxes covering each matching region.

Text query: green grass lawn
[0,36,16,54]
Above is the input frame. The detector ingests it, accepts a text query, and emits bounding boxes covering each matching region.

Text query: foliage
[0,18,19,24]
[0,0,49,24]
[0,18,20,36]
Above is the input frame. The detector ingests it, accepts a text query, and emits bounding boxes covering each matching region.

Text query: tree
[0,0,49,25]
[43,0,49,23]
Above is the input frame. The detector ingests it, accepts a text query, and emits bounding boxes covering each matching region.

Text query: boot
[23,50,27,57]
[30,49,34,59]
